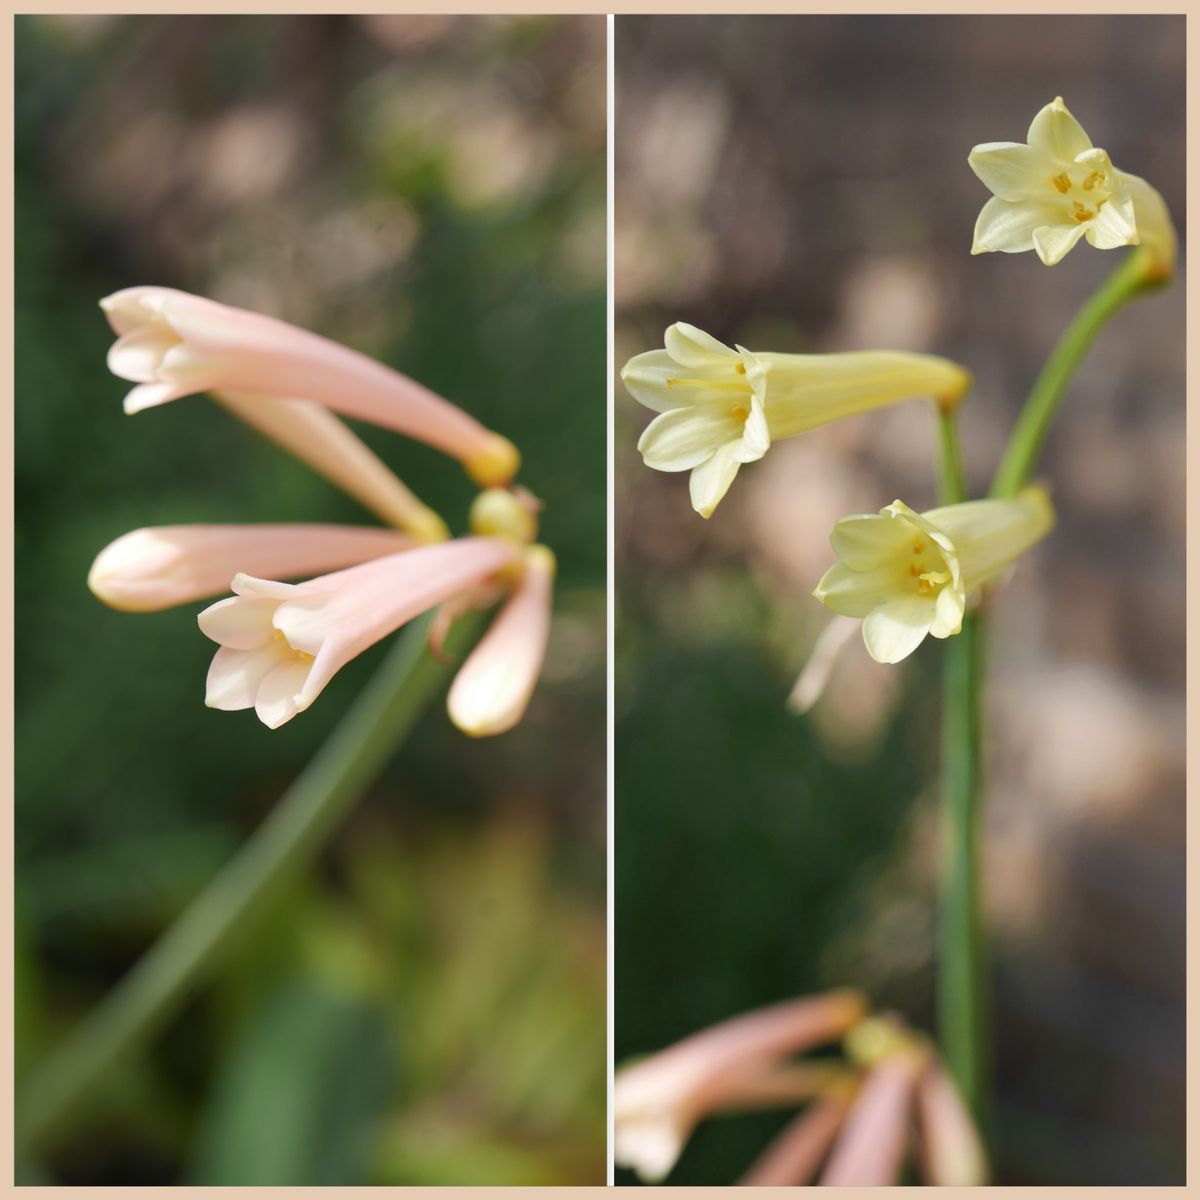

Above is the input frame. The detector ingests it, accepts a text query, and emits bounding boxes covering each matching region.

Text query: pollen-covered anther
[1051,173,1071,194]
[1072,202,1094,223]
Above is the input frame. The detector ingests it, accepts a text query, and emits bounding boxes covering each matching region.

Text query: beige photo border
[3,1,1194,1196]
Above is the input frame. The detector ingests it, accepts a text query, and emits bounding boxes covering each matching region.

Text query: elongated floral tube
[818,1052,925,1186]
[89,524,416,613]
[213,390,448,541]
[813,486,1054,664]
[614,990,867,1182]
[739,1092,854,1187]
[447,544,554,737]
[198,536,517,729]
[915,1061,988,1186]
[623,322,970,518]
[101,286,519,486]
[968,96,1176,273]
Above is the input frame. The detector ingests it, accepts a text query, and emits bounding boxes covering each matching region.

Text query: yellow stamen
[730,404,749,422]
[1082,171,1105,192]
[273,629,313,662]
[1072,202,1093,223]
[1051,173,1071,194]
[735,361,747,375]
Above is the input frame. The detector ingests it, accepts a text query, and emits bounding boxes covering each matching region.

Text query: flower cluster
[622,98,1175,670]
[91,287,553,735]
[614,992,985,1187]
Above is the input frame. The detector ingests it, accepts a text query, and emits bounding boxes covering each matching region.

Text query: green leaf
[187,979,393,1185]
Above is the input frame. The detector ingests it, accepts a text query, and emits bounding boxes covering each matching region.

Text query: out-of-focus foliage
[615,14,1184,1186]
[16,14,605,1185]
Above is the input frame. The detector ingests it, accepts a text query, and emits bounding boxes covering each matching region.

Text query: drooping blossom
[813,486,1054,664]
[101,286,520,486]
[447,543,555,737]
[89,523,416,613]
[213,390,448,541]
[198,537,517,729]
[614,990,867,1182]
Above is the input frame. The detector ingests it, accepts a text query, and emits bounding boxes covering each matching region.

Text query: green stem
[989,248,1165,499]
[17,612,475,1158]
[938,610,987,1123]
[935,403,968,505]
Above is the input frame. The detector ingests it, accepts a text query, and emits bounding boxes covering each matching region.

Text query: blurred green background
[16,14,605,1186]
[615,14,1184,1186]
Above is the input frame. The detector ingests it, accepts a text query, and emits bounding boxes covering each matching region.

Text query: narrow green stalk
[934,389,985,1119]
[935,403,968,506]
[990,248,1165,499]
[17,612,476,1157]
[938,611,987,1123]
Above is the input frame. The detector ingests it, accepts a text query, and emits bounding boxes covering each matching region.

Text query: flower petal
[1026,97,1092,161]
[930,584,966,639]
[862,595,935,664]
[254,659,314,729]
[830,512,915,571]
[107,325,178,383]
[621,350,688,414]
[688,441,742,518]
[664,322,739,368]
[197,594,279,649]
[1084,190,1138,250]
[736,395,770,462]
[122,380,191,414]
[972,196,1065,256]
[1032,221,1088,265]
[967,142,1057,201]
[638,406,742,472]
[205,643,289,710]
[813,562,903,619]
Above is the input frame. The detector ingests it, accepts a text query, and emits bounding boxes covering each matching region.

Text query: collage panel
[614,13,1184,1189]
[15,14,606,1188]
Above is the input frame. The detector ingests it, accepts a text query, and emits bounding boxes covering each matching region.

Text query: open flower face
[624,323,971,519]
[814,488,1054,664]
[622,323,770,519]
[968,97,1172,267]
[198,537,517,728]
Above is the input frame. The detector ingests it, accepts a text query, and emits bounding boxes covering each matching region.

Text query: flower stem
[16,612,475,1158]
[935,403,968,505]
[989,247,1166,499]
[938,608,988,1123]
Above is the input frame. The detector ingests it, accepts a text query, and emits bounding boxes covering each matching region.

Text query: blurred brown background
[615,15,1184,1186]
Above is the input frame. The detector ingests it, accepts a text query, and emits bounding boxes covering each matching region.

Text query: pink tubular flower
[101,286,520,486]
[819,1050,926,1186]
[89,524,417,613]
[212,390,448,541]
[198,537,517,729]
[916,1061,988,1186]
[740,1091,855,1187]
[614,990,867,1182]
[447,543,555,737]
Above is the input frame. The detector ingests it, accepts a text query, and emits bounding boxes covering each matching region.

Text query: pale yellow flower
[969,97,1176,270]
[813,487,1054,664]
[622,323,969,518]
